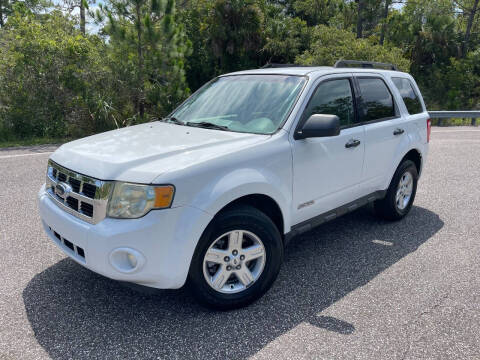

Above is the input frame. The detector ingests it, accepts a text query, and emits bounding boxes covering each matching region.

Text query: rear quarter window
[391,77,424,115]
[357,77,396,122]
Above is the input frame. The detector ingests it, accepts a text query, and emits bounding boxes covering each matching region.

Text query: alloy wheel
[202,230,266,294]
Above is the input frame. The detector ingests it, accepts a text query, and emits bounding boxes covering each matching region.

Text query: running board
[285,190,386,243]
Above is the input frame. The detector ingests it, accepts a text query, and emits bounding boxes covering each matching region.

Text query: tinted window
[303,79,355,127]
[357,78,395,121]
[392,77,423,114]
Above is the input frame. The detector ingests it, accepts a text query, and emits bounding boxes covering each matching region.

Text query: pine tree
[0,0,49,27]
[96,0,190,119]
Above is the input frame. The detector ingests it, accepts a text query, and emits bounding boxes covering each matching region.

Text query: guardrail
[428,111,480,118]
[428,111,479,126]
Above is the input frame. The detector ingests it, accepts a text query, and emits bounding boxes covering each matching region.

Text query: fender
[383,146,424,190]
[187,168,291,234]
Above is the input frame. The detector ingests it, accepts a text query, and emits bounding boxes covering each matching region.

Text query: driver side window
[303,79,355,127]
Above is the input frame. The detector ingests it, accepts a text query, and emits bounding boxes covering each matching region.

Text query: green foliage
[296,25,410,71]
[292,0,343,26]
[181,0,265,90]
[260,1,312,63]
[181,0,313,90]
[2,0,480,144]
[97,0,191,120]
[180,0,215,90]
[440,50,480,110]
[386,0,479,109]
[0,0,50,26]
[0,9,113,140]
[206,0,263,71]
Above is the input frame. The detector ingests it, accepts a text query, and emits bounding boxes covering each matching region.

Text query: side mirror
[294,114,340,140]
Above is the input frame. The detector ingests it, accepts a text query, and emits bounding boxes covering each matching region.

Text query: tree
[180,0,265,90]
[455,0,480,57]
[292,0,342,26]
[205,0,263,72]
[0,0,49,27]
[62,0,95,35]
[356,0,364,37]
[296,24,410,70]
[261,7,312,63]
[96,0,190,119]
[387,0,459,107]
[0,8,113,139]
[444,51,480,109]
[0,0,4,26]
[379,0,390,45]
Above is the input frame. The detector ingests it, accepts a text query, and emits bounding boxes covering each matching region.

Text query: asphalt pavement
[0,128,479,359]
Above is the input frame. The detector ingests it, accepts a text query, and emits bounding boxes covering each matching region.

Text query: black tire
[374,159,418,221]
[187,205,284,310]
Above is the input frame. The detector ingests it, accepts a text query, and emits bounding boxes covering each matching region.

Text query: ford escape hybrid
[38,61,430,309]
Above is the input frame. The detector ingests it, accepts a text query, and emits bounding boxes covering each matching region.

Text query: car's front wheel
[188,205,283,310]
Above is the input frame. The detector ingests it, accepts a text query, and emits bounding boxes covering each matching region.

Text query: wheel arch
[401,148,422,175]
[187,167,292,235]
[218,194,285,238]
[384,148,423,190]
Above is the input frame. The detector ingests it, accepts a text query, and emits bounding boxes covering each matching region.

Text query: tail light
[427,118,431,143]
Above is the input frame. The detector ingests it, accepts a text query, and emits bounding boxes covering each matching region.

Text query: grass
[0,137,68,149]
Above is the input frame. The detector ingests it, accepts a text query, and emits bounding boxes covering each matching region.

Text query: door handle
[345,139,361,148]
[393,128,405,135]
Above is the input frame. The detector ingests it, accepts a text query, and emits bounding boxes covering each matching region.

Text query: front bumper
[38,184,212,289]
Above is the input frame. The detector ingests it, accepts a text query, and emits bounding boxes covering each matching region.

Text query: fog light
[109,248,145,274]
[126,252,137,268]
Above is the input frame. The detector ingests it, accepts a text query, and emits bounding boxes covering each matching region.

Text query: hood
[50,122,269,183]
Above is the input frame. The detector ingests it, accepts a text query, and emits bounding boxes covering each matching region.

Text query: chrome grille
[46,160,113,224]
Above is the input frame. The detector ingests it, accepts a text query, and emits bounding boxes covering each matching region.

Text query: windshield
[170,75,307,134]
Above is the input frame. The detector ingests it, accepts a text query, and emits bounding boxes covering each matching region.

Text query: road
[0,128,479,359]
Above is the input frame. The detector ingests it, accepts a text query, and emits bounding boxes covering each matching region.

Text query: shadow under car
[23,205,443,359]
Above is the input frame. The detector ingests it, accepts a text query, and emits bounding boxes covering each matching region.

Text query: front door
[291,76,365,225]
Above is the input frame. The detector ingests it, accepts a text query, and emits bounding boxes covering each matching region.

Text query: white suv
[38,61,431,309]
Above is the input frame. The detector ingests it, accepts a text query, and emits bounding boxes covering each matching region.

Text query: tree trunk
[380,0,390,45]
[462,0,479,57]
[356,0,364,38]
[0,0,4,28]
[80,0,86,35]
[136,2,145,118]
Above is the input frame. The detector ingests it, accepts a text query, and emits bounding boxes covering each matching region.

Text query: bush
[0,9,116,140]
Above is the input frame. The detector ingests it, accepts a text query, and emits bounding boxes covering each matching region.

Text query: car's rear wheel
[374,159,418,220]
[188,205,283,310]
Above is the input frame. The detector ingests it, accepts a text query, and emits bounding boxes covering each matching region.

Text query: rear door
[391,76,429,146]
[355,74,408,194]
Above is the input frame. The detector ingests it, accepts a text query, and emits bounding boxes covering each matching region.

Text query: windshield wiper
[186,121,229,131]
[162,116,185,125]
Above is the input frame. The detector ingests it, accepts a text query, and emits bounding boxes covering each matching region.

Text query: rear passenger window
[303,79,355,127]
[392,77,423,114]
[357,78,395,122]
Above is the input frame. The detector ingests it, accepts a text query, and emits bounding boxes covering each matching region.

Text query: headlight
[107,182,175,219]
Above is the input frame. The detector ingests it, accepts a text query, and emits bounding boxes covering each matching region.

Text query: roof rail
[261,63,306,68]
[334,60,398,71]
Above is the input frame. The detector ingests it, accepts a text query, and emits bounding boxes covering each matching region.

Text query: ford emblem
[55,182,72,198]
